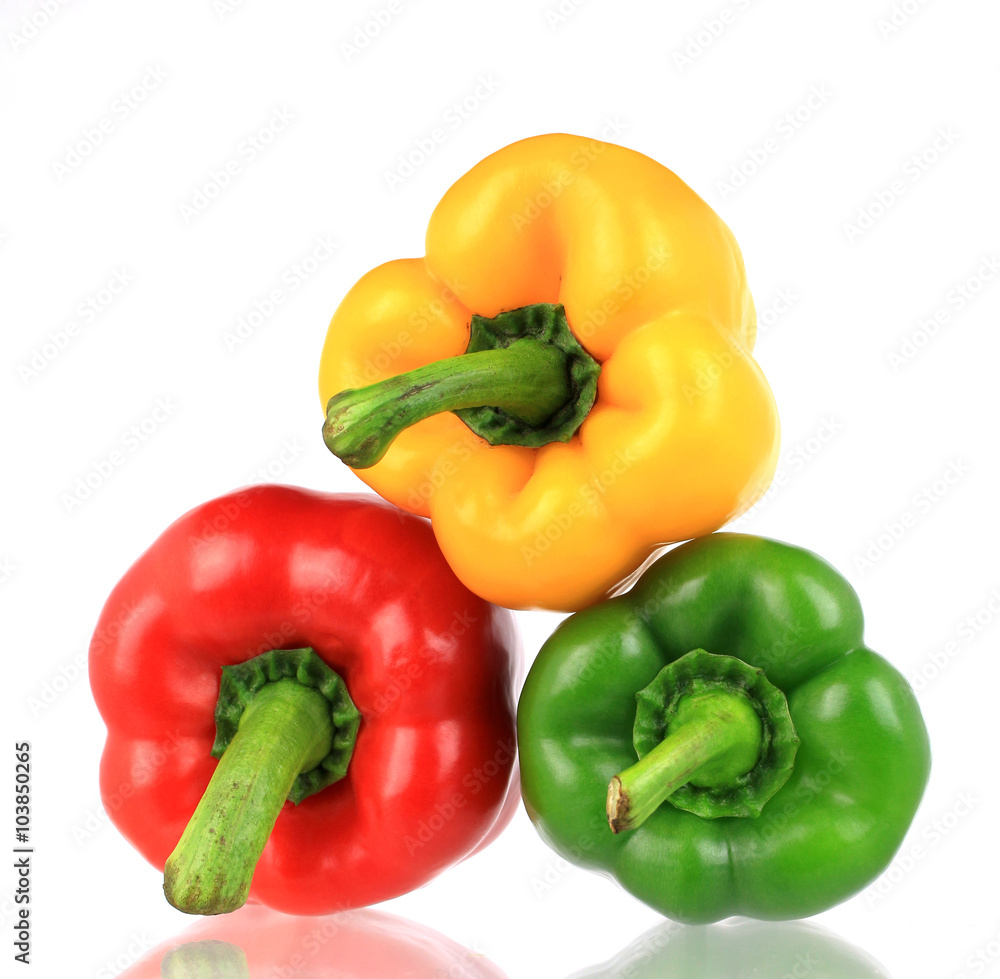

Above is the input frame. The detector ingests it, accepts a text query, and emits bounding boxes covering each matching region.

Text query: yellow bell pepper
[319,134,779,611]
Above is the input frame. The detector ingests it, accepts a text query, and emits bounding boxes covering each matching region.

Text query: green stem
[323,337,570,468]
[164,679,334,915]
[607,690,763,833]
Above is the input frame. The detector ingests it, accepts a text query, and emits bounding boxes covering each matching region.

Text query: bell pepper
[89,485,520,916]
[319,133,779,611]
[573,919,891,978]
[517,533,930,922]
[120,905,509,978]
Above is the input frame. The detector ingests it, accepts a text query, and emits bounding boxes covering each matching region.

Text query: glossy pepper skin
[90,485,520,915]
[319,134,779,611]
[517,533,931,923]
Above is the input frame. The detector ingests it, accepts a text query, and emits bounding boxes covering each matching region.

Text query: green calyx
[607,650,798,831]
[323,302,600,468]
[213,647,360,804]
[163,648,359,915]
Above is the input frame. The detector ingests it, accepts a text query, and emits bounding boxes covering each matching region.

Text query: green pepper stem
[323,337,570,468]
[163,679,334,915]
[160,940,250,978]
[607,690,763,833]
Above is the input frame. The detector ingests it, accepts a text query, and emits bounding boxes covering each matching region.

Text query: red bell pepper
[89,485,520,915]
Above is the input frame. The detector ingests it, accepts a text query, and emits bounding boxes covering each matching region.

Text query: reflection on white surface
[118,905,508,978]
[161,940,249,978]
[569,919,892,979]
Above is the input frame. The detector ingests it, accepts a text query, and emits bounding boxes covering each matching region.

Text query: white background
[2,0,999,976]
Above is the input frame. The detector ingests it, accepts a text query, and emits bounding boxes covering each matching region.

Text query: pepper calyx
[454,302,600,448]
[608,649,799,831]
[635,649,798,819]
[213,647,360,804]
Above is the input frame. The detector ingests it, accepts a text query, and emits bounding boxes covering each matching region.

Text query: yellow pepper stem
[323,302,601,469]
[324,338,570,468]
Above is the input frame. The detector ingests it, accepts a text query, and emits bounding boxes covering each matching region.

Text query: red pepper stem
[607,689,763,834]
[322,337,570,469]
[163,679,334,915]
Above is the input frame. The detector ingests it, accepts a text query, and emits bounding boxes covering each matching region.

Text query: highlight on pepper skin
[319,132,780,612]
[88,485,522,916]
[116,905,510,978]
[569,919,893,979]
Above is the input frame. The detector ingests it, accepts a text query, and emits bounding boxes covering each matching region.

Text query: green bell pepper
[517,533,930,923]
